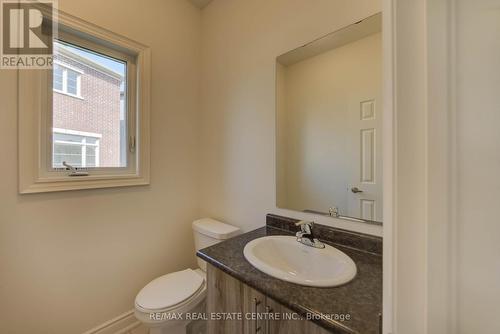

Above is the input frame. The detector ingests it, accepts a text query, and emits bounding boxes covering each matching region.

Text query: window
[52,62,82,98]
[18,10,151,193]
[52,129,101,168]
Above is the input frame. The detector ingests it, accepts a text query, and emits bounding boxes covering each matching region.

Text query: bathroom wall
[0,0,201,333]
[199,0,382,236]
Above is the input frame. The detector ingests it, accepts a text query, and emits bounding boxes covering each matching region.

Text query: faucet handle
[329,207,339,217]
[294,221,325,249]
[295,220,313,234]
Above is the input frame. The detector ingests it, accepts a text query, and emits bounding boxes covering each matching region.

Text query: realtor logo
[1,0,57,69]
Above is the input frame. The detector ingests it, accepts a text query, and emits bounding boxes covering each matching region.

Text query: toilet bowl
[134,218,240,334]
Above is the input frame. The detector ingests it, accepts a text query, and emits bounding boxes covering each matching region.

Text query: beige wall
[0,0,201,333]
[199,0,382,235]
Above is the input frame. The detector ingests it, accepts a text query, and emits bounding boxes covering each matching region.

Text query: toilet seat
[135,269,205,313]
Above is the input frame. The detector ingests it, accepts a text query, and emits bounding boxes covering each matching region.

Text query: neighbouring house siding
[53,53,122,167]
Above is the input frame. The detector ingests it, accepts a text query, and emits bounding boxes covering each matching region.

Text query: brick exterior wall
[53,53,122,167]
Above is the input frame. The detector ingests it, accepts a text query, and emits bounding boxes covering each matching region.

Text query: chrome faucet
[329,207,339,218]
[295,221,325,249]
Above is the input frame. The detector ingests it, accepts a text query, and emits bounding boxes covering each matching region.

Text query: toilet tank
[192,218,240,271]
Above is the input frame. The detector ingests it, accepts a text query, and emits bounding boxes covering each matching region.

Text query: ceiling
[189,0,213,9]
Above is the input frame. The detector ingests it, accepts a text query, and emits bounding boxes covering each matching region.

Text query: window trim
[18,9,151,193]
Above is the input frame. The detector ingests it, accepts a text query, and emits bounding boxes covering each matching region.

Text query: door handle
[351,187,363,193]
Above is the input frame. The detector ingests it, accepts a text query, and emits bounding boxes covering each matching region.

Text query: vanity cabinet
[206,264,332,334]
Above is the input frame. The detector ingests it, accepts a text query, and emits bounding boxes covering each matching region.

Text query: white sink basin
[243,236,357,287]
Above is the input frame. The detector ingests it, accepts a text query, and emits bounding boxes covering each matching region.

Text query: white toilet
[134,218,240,334]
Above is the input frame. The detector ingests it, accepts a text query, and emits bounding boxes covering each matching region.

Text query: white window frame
[18,9,151,193]
[53,61,83,99]
[52,128,101,168]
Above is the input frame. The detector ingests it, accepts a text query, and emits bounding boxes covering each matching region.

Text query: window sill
[53,89,84,100]
[19,174,149,194]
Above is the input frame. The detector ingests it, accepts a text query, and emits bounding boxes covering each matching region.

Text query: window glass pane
[53,132,100,168]
[86,146,96,167]
[53,142,83,167]
[53,65,63,91]
[86,137,98,145]
[67,70,78,95]
[53,40,127,168]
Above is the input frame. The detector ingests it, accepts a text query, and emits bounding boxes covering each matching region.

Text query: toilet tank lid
[192,218,240,240]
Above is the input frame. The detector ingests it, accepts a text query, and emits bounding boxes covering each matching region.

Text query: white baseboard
[82,310,141,334]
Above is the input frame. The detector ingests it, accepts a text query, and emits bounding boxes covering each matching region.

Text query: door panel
[347,95,383,222]
[206,264,245,334]
[243,284,266,334]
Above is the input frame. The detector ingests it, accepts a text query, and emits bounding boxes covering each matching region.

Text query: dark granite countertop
[197,222,382,334]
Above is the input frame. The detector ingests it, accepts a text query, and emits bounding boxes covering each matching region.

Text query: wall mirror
[276,13,383,225]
